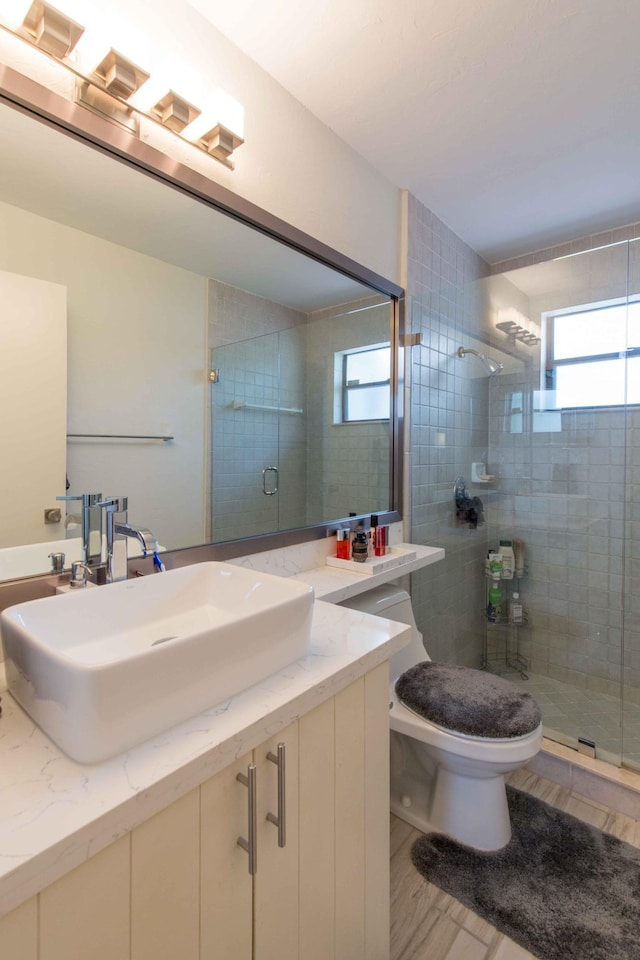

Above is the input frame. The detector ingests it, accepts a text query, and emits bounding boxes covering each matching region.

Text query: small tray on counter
[325,547,417,576]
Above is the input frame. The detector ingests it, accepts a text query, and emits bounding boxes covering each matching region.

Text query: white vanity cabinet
[0,664,390,960]
[202,662,390,960]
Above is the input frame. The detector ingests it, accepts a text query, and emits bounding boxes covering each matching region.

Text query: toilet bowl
[339,584,542,851]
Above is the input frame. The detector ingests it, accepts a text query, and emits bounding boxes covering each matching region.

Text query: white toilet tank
[338,585,429,680]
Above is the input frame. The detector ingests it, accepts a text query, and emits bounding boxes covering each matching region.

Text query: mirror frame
[0,62,404,562]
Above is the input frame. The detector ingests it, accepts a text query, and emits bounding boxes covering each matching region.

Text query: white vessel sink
[1,562,314,763]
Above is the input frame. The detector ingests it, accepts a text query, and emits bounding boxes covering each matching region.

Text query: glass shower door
[209,327,309,542]
[488,241,630,766]
[210,333,280,542]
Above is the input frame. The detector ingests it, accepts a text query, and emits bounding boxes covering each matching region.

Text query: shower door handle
[262,465,278,496]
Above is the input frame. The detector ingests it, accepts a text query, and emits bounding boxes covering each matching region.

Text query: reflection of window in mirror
[335,343,391,423]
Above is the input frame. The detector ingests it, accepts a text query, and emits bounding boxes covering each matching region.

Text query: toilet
[339,584,543,851]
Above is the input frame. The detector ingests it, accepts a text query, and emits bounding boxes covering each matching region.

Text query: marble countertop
[231,542,446,603]
[0,599,410,918]
[291,543,445,602]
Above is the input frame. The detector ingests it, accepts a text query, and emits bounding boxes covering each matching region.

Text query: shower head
[456,346,503,377]
[480,355,503,376]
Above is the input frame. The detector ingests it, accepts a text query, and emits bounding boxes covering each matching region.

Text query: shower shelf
[482,618,530,680]
[481,587,530,680]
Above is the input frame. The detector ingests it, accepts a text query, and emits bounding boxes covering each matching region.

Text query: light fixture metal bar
[74,78,139,134]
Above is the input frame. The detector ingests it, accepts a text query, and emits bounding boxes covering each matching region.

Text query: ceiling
[187,0,640,264]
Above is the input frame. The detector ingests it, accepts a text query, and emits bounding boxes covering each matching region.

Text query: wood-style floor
[390,767,640,960]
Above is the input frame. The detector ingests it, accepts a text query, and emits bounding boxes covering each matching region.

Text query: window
[545,301,640,408]
[339,344,390,422]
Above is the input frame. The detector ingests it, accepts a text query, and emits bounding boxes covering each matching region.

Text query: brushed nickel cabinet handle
[237,762,257,875]
[266,742,286,848]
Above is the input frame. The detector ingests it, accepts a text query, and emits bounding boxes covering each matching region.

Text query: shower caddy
[481,543,529,680]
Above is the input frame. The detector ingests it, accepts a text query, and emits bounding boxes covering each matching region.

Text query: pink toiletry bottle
[371,514,387,557]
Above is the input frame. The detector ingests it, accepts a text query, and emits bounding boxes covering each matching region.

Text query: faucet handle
[48,552,66,574]
[95,497,128,513]
[56,492,103,506]
[70,561,91,588]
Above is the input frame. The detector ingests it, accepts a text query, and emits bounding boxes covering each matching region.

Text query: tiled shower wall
[486,238,640,707]
[304,298,390,523]
[208,282,392,540]
[405,194,492,667]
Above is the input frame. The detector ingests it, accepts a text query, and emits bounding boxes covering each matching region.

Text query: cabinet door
[364,662,390,960]
[254,722,300,960]
[334,667,390,960]
[299,696,336,960]
[0,897,38,960]
[201,751,253,960]
[40,836,130,960]
[131,788,200,960]
[335,677,367,960]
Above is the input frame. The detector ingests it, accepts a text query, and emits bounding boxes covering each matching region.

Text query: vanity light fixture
[152,90,200,133]
[183,87,245,167]
[1,1,245,165]
[92,48,149,100]
[199,123,244,162]
[495,319,540,346]
[21,0,83,58]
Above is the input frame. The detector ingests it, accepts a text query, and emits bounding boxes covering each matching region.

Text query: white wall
[0,200,207,550]
[0,270,66,547]
[130,0,401,281]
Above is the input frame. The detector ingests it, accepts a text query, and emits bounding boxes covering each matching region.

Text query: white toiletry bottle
[509,592,524,625]
[499,540,515,579]
[514,538,525,578]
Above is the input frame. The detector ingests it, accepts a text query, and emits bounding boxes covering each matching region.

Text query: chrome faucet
[56,492,103,568]
[114,520,155,554]
[95,497,155,583]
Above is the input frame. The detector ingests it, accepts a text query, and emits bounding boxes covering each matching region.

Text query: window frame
[339,343,391,424]
[544,298,640,410]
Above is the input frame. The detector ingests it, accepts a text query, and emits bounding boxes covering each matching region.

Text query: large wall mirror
[0,70,402,581]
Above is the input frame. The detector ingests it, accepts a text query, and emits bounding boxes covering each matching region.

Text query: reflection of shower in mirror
[456,346,504,377]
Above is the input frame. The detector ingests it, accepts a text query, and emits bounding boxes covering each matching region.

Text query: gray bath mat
[411,785,640,960]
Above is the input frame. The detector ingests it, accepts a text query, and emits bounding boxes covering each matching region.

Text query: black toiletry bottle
[352,526,369,563]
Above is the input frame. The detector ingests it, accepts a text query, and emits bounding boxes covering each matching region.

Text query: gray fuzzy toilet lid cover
[395,662,542,738]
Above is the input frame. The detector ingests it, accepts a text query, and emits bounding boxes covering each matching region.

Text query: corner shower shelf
[482,561,530,679]
[482,615,530,680]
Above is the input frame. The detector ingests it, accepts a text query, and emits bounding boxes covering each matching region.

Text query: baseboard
[527,738,640,820]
